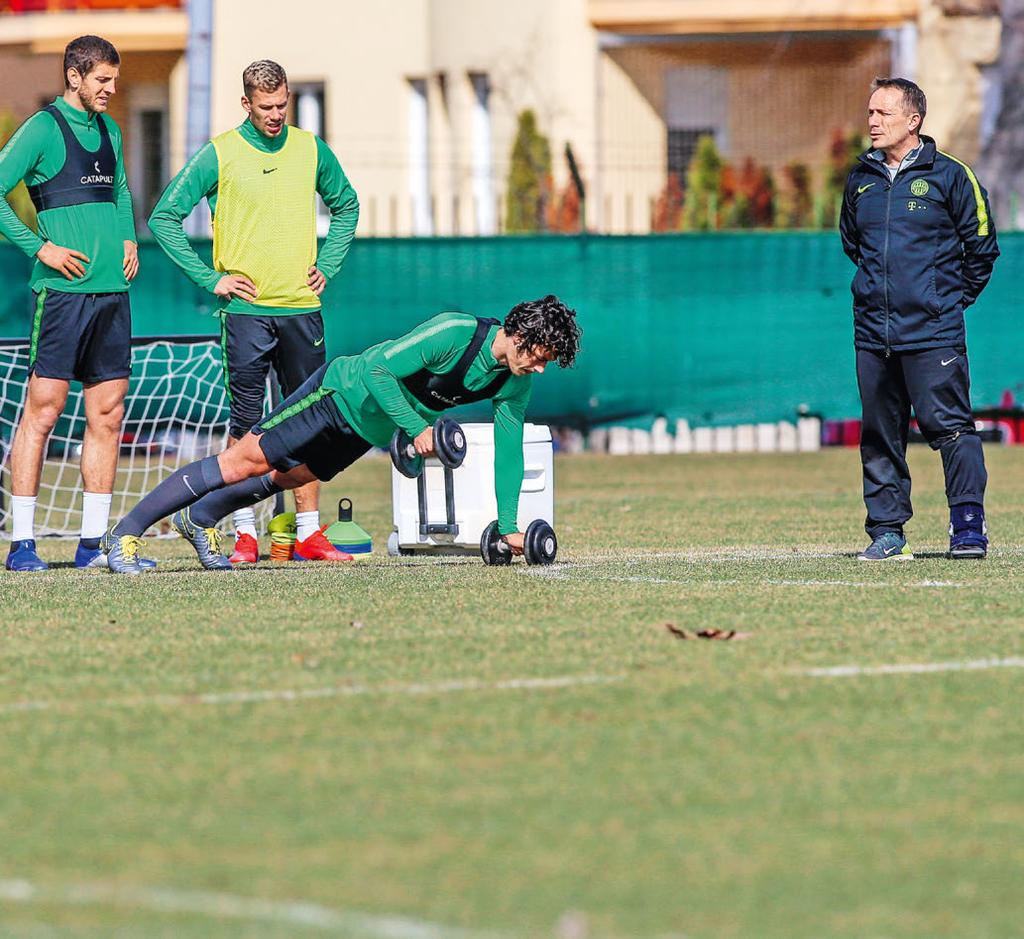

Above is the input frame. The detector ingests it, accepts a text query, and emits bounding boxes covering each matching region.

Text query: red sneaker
[229,532,260,565]
[294,527,353,562]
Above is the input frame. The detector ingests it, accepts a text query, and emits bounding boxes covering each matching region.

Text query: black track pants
[856,346,987,539]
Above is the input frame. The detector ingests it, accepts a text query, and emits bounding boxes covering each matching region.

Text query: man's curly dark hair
[503,295,581,368]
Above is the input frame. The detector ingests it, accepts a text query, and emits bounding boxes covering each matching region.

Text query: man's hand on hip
[213,274,257,302]
[123,241,139,281]
[307,265,326,297]
[36,241,89,280]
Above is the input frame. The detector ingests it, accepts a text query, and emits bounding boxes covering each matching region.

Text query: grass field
[1,447,1022,939]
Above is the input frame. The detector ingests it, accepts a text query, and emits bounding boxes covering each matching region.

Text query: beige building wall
[208,0,429,237]
[427,0,598,234]
[599,37,890,232]
[915,0,1001,163]
[0,0,1003,238]
[204,0,601,236]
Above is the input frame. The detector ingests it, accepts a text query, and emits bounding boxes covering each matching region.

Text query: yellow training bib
[211,126,318,309]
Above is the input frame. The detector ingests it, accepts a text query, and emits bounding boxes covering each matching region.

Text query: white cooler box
[387,422,553,556]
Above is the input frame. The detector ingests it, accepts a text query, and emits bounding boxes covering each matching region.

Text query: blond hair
[242,60,288,99]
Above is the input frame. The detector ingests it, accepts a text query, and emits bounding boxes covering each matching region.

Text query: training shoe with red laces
[230,532,260,565]
[294,526,353,562]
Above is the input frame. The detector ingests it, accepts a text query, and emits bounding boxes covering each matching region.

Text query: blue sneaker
[75,540,157,570]
[858,531,913,561]
[171,508,232,571]
[949,504,987,559]
[100,528,144,575]
[5,539,49,572]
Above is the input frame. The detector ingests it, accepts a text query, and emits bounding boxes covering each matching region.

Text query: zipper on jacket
[883,177,893,357]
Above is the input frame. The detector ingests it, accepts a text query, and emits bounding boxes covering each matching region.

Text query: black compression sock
[116,455,225,536]
[189,474,284,528]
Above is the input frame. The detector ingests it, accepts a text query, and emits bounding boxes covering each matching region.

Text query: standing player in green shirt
[102,296,581,574]
[1,35,142,572]
[148,59,359,565]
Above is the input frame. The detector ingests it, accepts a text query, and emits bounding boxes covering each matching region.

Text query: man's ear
[241,95,252,115]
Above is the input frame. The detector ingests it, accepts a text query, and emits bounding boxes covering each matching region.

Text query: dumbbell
[390,418,467,478]
[480,519,558,566]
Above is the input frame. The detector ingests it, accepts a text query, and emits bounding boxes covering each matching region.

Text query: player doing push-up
[101,295,581,573]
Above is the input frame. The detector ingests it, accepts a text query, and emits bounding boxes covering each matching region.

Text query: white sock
[11,495,37,542]
[295,510,320,541]
[233,508,258,539]
[80,491,113,540]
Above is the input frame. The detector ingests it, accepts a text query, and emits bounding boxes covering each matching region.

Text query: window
[408,78,432,235]
[469,72,495,235]
[667,128,716,181]
[292,82,329,237]
[664,67,727,182]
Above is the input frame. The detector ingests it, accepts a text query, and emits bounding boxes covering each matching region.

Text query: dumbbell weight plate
[389,430,423,478]
[434,418,467,469]
[480,520,512,566]
[523,520,557,565]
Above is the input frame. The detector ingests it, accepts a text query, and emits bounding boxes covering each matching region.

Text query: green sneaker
[857,531,913,561]
[171,508,232,571]
[101,528,144,575]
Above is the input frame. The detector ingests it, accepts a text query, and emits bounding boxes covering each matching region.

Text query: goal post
[0,335,283,539]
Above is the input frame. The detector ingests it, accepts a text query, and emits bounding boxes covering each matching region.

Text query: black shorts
[221,310,327,439]
[29,288,131,383]
[253,362,372,481]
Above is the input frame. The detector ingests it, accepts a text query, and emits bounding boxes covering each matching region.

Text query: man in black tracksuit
[840,78,999,560]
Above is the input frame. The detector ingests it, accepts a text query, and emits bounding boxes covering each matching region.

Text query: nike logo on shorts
[263,168,277,175]
[941,356,959,366]
[313,336,324,347]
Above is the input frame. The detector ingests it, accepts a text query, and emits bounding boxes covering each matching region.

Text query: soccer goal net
[0,336,277,538]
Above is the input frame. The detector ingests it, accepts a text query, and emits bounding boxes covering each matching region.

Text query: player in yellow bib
[149,59,359,564]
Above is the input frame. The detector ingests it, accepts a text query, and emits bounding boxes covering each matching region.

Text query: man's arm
[492,380,531,536]
[107,117,136,245]
[947,162,1000,307]
[0,112,49,258]
[363,315,477,437]
[839,176,860,265]
[106,117,138,281]
[312,138,359,282]
[148,142,222,291]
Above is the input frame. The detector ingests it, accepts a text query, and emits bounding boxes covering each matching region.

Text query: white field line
[0,878,502,938]
[799,657,1024,678]
[527,568,966,589]
[0,673,624,718]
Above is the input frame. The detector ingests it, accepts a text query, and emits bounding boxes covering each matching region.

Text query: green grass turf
[1,447,1022,938]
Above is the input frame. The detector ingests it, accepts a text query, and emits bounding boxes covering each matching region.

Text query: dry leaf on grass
[662,622,751,641]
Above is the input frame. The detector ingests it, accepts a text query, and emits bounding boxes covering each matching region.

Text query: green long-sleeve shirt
[149,120,359,315]
[324,312,531,534]
[0,96,135,293]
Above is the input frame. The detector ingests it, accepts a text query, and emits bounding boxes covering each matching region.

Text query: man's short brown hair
[63,35,120,89]
[872,77,927,129]
[242,60,288,99]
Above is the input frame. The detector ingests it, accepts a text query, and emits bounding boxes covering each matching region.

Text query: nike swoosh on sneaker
[941,356,959,366]
[883,545,901,556]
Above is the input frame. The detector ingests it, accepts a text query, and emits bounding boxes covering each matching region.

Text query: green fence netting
[2,233,1022,429]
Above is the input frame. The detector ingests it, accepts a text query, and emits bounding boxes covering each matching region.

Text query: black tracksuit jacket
[839,136,1000,353]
